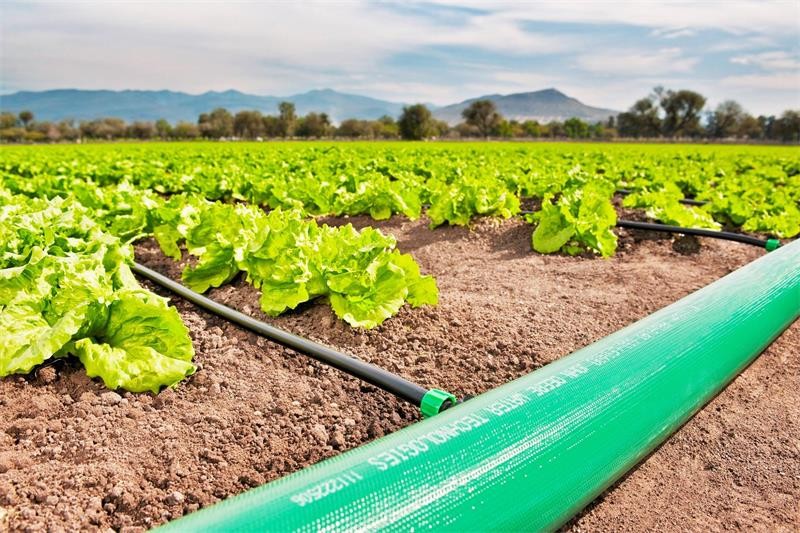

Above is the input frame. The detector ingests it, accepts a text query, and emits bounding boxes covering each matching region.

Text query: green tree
[397,104,435,140]
[659,89,706,137]
[173,121,200,139]
[0,112,17,129]
[262,115,282,137]
[736,114,763,139]
[589,122,612,139]
[507,120,526,138]
[34,121,60,141]
[198,108,234,138]
[374,115,399,138]
[617,97,661,138]
[278,101,297,137]
[0,127,25,142]
[758,115,776,139]
[80,118,126,139]
[771,110,800,142]
[127,121,156,139]
[707,100,745,138]
[494,120,514,138]
[335,119,371,138]
[296,112,331,138]
[57,119,79,141]
[462,99,502,137]
[564,117,590,139]
[18,110,33,129]
[545,120,565,138]
[432,119,450,138]
[233,110,265,139]
[453,122,480,138]
[24,130,46,142]
[155,118,172,139]
[522,120,541,137]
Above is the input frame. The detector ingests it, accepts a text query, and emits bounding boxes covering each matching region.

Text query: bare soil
[1,216,797,532]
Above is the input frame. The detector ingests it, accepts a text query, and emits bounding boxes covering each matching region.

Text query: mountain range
[0,88,618,124]
[433,89,617,125]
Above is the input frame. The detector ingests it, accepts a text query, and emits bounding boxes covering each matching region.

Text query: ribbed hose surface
[157,239,800,532]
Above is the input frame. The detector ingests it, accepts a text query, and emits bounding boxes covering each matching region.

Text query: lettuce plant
[531,181,618,257]
[0,193,194,392]
[152,199,438,329]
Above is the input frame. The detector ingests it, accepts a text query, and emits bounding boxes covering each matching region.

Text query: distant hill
[0,87,618,124]
[433,88,617,125]
[0,88,405,124]
[286,89,407,124]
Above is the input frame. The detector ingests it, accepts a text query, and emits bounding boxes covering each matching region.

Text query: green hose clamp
[420,389,458,418]
[765,239,781,252]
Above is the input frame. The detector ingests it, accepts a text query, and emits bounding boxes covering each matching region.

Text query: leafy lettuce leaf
[76,289,195,393]
[531,181,617,257]
[0,302,85,376]
[0,193,195,392]
[427,177,520,228]
[320,227,438,328]
[153,198,439,328]
[623,186,720,230]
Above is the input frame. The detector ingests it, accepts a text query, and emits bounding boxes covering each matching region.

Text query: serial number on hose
[289,470,364,507]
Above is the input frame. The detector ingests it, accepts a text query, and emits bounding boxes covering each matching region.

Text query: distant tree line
[1,87,798,143]
[615,87,800,141]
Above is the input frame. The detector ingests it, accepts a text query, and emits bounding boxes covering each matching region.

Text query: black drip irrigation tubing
[517,210,778,249]
[615,189,707,206]
[614,220,778,249]
[131,262,456,415]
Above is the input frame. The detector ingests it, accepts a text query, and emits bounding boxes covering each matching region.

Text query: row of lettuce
[2,144,798,258]
[0,188,438,391]
[2,143,797,392]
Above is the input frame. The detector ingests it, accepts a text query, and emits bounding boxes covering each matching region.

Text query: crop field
[1,141,799,530]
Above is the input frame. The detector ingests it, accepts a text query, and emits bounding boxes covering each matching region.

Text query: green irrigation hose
[157,239,800,532]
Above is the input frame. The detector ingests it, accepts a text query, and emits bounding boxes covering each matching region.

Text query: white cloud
[706,35,779,52]
[0,1,576,96]
[1,2,571,72]
[721,72,800,90]
[731,51,800,71]
[651,27,696,39]
[423,12,578,55]
[427,0,800,35]
[4,3,426,74]
[0,1,798,114]
[490,72,564,90]
[576,48,699,75]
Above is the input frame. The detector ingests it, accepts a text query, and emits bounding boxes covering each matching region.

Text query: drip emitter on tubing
[131,262,456,417]
[155,238,799,532]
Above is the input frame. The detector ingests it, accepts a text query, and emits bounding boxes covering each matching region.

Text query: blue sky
[1,1,798,114]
